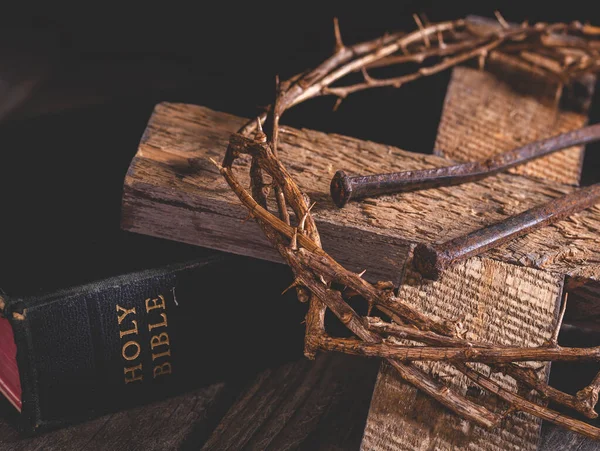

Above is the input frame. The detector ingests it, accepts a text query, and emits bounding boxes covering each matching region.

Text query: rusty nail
[413,183,600,279]
[330,123,600,208]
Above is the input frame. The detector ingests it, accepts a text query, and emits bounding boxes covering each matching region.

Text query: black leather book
[0,254,304,434]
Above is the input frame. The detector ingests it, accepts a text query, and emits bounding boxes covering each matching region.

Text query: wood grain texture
[0,355,592,450]
[122,102,600,294]
[361,257,563,451]
[202,353,380,451]
[122,96,597,449]
[539,423,600,451]
[434,60,592,186]
[0,382,236,451]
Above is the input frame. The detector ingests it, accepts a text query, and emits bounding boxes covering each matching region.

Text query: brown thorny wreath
[214,14,600,439]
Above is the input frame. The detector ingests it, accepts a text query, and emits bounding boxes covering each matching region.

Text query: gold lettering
[152,349,171,361]
[122,340,141,361]
[153,362,172,378]
[124,363,143,383]
[119,320,138,338]
[148,312,168,331]
[150,332,170,350]
[116,304,136,325]
[145,295,166,313]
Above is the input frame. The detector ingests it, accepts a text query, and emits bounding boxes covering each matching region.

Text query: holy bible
[0,255,301,434]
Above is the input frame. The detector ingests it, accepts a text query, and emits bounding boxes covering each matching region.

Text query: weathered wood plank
[539,423,600,451]
[0,382,235,451]
[435,63,593,186]
[121,102,600,296]
[202,354,380,451]
[361,257,563,451]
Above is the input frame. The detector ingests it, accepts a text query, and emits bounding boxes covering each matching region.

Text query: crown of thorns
[214,14,600,439]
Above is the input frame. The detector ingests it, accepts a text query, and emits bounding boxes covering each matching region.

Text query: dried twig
[367,315,600,419]
[315,336,600,363]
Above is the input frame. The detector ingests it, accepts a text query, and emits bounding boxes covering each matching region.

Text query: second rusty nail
[412,183,600,279]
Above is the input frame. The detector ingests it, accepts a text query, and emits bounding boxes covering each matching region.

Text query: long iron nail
[330,123,600,208]
[412,183,600,280]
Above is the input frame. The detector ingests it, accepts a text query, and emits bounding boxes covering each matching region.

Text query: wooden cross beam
[121,105,600,325]
[121,57,598,449]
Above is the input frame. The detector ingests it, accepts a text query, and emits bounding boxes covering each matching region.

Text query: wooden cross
[121,54,599,450]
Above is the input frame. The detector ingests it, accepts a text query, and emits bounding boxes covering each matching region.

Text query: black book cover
[1,255,304,434]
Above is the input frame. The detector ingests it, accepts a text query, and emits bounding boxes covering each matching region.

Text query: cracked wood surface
[122,102,600,297]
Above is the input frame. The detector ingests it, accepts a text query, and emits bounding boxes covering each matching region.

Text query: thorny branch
[218,13,600,440]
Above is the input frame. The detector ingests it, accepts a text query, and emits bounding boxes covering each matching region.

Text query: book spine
[5,257,230,433]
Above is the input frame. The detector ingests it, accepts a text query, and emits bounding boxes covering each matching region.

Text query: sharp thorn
[358,269,367,278]
[478,52,487,70]
[282,279,301,295]
[494,10,510,29]
[333,17,344,52]
[361,67,376,85]
[208,157,223,171]
[333,97,343,111]
[367,299,374,316]
[437,28,446,49]
[298,202,316,233]
[254,117,267,142]
[551,292,568,345]
[413,13,430,48]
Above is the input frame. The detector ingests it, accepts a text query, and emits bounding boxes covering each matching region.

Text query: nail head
[331,170,353,208]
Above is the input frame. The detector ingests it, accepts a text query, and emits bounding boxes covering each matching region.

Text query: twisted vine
[216,13,600,439]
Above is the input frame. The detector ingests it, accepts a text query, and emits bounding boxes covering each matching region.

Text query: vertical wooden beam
[361,61,594,450]
[435,57,593,186]
[361,258,562,451]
